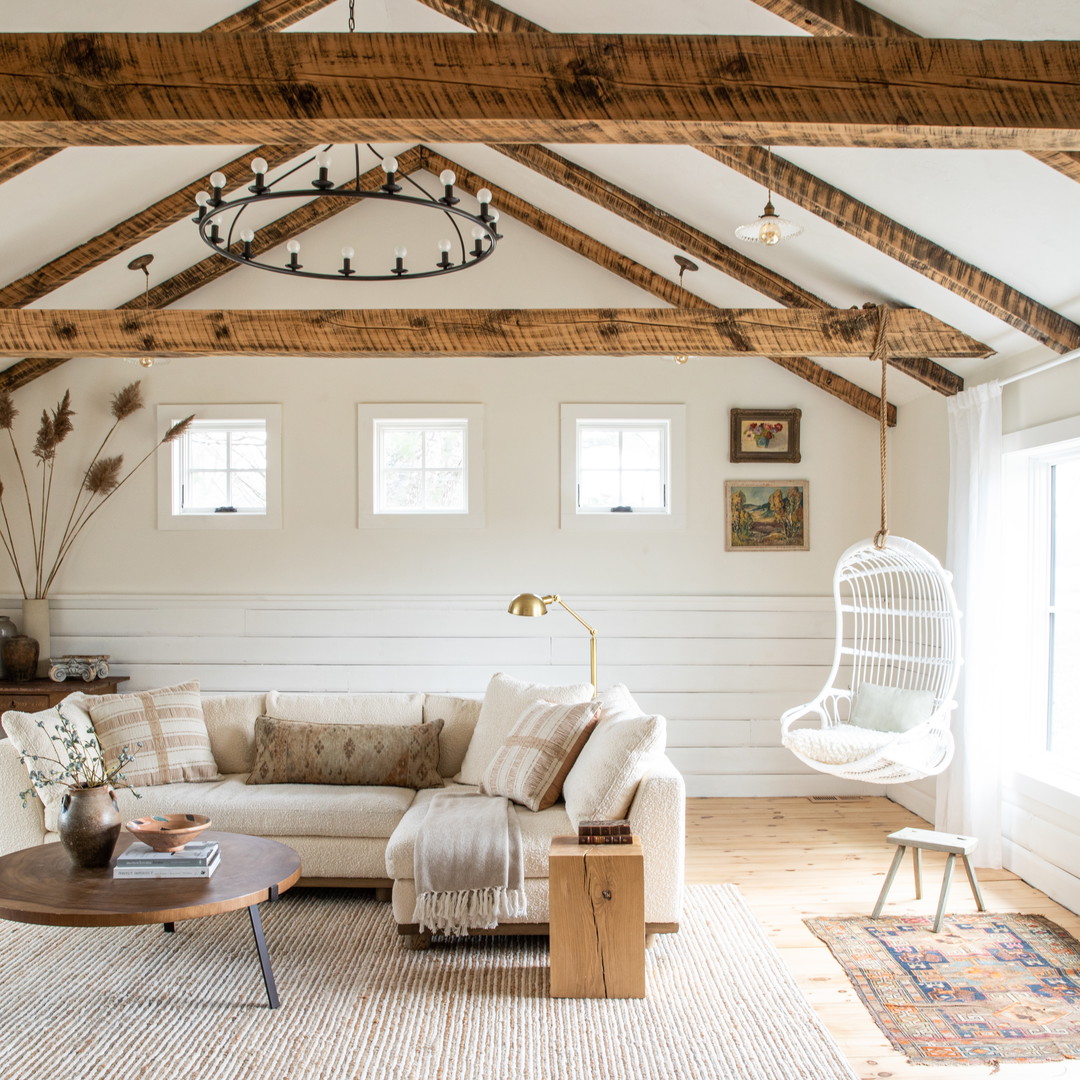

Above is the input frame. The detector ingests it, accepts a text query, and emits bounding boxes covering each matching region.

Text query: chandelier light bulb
[439,170,455,186]
[286,240,301,254]
[210,172,227,190]
[477,188,492,205]
[317,153,332,169]
[195,191,211,207]
[471,226,486,240]
[341,246,355,260]
[239,228,255,243]
[394,246,407,258]
[438,239,452,252]
[251,157,268,175]
[382,157,398,174]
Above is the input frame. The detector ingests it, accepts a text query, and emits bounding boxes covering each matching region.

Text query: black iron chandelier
[191,144,503,282]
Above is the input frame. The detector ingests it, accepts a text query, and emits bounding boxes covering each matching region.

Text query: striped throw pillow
[480,699,601,812]
[88,681,221,787]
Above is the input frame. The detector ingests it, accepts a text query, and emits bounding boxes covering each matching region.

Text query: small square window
[561,404,685,530]
[359,405,484,528]
[157,405,281,530]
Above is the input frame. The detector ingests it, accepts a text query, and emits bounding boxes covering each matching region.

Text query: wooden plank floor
[687,796,1080,1080]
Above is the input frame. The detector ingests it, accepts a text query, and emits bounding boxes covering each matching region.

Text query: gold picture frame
[730,408,801,463]
[725,480,809,552]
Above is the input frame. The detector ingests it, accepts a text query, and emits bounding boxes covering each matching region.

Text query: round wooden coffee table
[0,831,301,1008]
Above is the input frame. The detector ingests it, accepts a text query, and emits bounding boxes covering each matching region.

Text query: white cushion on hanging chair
[850,683,936,733]
[782,724,895,766]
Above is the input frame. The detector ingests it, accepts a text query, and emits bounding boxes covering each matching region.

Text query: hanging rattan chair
[780,535,962,784]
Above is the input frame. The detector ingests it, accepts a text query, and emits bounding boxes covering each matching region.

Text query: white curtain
[936,381,1004,867]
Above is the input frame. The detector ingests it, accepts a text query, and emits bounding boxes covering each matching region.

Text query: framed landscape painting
[730,408,801,463]
[725,480,809,551]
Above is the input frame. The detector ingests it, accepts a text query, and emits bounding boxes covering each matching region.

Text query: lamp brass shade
[508,592,549,617]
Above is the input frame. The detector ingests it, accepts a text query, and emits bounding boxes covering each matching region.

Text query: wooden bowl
[125,813,211,852]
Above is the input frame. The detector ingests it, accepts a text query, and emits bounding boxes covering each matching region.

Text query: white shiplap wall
[18,593,881,798]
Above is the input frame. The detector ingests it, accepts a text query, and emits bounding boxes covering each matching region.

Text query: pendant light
[125,254,169,369]
[734,148,802,246]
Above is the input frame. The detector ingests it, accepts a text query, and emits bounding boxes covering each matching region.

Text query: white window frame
[560,404,686,530]
[156,404,282,530]
[1003,413,1080,786]
[358,404,484,528]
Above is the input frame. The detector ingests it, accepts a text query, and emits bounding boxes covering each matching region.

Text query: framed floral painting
[730,408,801,464]
[725,480,809,551]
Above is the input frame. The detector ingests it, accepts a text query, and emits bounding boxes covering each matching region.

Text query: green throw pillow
[849,683,935,733]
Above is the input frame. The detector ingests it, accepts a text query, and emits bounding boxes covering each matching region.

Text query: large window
[358,404,484,528]
[1004,419,1080,767]
[157,404,281,530]
[560,404,685,529]
[1048,456,1080,756]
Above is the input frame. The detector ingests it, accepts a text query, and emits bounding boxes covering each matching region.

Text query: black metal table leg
[248,902,280,1008]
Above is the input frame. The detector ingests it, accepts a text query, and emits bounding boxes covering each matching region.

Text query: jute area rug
[807,912,1080,1067]
[0,883,856,1080]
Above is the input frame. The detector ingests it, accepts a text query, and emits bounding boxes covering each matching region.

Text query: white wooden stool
[872,827,986,933]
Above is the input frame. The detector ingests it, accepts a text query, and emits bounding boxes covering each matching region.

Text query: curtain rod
[999,346,1080,387]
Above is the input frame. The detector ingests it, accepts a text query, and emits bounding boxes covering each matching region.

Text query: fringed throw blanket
[412,790,527,936]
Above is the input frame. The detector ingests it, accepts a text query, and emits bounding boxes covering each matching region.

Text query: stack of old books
[113,839,220,879]
[577,819,633,844]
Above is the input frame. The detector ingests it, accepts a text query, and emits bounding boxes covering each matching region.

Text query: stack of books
[577,819,633,845]
[113,839,220,879]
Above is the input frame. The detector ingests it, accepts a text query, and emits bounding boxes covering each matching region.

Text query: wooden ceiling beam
[703,144,1080,354]
[420,148,895,423]
[494,143,962,395]
[205,0,339,32]
[0,0,335,188]
[746,0,917,37]
[0,308,991,360]
[0,145,308,308]
[744,0,1080,194]
[411,0,545,32]
[2,34,1078,149]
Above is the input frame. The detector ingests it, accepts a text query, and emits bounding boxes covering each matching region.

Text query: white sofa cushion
[385,784,573,880]
[266,692,424,727]
[202,693,265,774]
[562,685,666,828]
[94,776,416,839]
[457,673,593,786]
[2,694,95,808]
[422,694,481,778]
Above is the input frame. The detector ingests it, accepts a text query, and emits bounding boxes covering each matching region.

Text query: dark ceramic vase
[1,634,38,682]
[57,786,122,868]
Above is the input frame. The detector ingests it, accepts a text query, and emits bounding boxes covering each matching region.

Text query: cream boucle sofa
[0,690,685,938]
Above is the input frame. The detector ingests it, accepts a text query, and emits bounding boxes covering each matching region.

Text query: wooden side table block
[549,835,645,999]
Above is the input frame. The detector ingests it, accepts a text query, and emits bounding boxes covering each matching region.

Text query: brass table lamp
[507,593,597,692]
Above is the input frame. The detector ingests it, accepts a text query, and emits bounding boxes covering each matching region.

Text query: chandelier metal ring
[192,151,503,283]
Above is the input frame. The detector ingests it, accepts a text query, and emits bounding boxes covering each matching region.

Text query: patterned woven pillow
[480,699,601,812]
[246,716,445,788]
[88,681,221,787]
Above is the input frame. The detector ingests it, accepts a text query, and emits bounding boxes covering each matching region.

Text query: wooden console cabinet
[0,676,129,717]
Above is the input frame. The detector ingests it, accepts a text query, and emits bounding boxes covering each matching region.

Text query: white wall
[1,234,904,798]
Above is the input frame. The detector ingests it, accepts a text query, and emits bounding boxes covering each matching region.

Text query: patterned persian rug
[0,883,857,1080]
[806,913,1080,1066]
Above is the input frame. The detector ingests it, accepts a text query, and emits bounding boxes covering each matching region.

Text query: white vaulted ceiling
[0,0,1077,406]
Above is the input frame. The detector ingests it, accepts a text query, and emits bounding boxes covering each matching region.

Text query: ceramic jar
[57,786,122,869]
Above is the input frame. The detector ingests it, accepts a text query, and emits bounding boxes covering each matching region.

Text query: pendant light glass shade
[735,197,803,246]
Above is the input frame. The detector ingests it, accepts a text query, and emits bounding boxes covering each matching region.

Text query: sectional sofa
[0,677,685,941]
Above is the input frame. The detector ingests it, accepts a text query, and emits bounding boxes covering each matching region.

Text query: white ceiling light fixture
[672,255,698,365]
[734,148,802,247]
